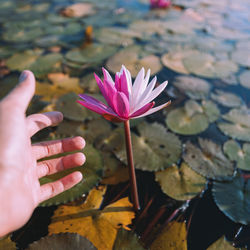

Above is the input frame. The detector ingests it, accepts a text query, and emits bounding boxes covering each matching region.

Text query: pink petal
[131,68,145,109]
[102,67,115,85]
[133,100,171,119]
[112,91,130,118]
[78,94,116,116]
[119,68,129,99]
[102,79,118,111]
[94,73,109,104]
[130,102,155,118]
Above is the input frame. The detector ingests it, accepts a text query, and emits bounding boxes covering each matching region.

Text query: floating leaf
[211,89,244,108]
[106,46,162,77]
[212,174,250,225]
[231,49,250,68]
[49,186,135,250]
[224,140,250,171]
[202,100,220,123]
[183,138,234,181]
[29,53,63,78]
[80,73,100,93]
[218,108,250,142]
[55,93,98,122]
[183,51,238,78]
[60,3,95,18]
[155,162,206,201]
[97,122,181,172]
[48,73,82,93]
[150,221,187,250]
[173,76,210,100]
[27,233,97,250]
[207,236,238,250]
[0,236,16,250]
[239,70,250,89]
[166,100,209,135]
[113,228,145,250]
[161,50,192,74]
[40,144,103,206]
[65,44,117,65]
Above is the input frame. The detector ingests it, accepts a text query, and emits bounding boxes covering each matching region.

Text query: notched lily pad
[211,89,243,108]
[98,122,181,172]
[166,100,209,135]
[239,70,250,89]
[155,162,206,201]
[106,46,162,77]
[201,100,220,123]
[27,233,97,250]
[183,138,235,181]
[224,140,250,171]
[218,108,250,142]
[56,92,98,122]
[39,144,103,206]
[213,174,250,225]
[113,228,145,250]
[173,76,210,100]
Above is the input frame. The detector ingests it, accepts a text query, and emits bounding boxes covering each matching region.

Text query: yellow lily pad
[155,162,206,201]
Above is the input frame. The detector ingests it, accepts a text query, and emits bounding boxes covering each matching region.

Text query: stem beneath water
[124,120,140,211]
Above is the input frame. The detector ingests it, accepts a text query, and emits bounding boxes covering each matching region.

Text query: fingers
[37,152,85,178]
[32,136,85,160]
[39,171,82,203]
[2,70,35,113]
[27,112,63,137]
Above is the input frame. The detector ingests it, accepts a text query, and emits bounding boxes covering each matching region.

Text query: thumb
[5,70,36,112]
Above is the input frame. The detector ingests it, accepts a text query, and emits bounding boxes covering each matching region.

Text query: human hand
[0,70,85,237]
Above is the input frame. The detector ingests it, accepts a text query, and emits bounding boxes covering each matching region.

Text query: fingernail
[19,71,28,83]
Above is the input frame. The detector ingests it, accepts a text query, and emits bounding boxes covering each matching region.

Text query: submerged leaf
[183,138,234,181]
[27,233,96,250]
[213,174,250,225]
[155,162,206,201]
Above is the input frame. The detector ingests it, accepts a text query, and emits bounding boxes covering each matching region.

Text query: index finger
[32,136,85,160]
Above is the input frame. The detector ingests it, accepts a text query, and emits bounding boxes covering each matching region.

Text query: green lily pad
[155,162,206,201]
[173,76,210,100]
[212,174,250,225]
[27,233,97,250]
[211,89,244,108]
[80,73,100,94]
[218,108,250,142]
[201,100,220,123]
[239,70,250,89]
[106,46,162,77]
[39,144,103,206]
[224,140,250,171]
[231,49,250,68]
[113,228,145,250]
[183,138,235,181]
[183,51,238,78]
[65,44,117,65]
[55,92,98,122]
[5,50,41,71]
[0,74,19,100]
[94,27,139,46]
[97,122,181,172]
[161,50,194,74]
[29,53,63,78]
[166,100,209,135]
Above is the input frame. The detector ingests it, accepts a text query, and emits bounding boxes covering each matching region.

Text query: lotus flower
[150,0,171,8]
[77,65,170,122]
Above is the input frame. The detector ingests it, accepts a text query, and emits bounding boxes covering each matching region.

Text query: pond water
[1,0,250,249]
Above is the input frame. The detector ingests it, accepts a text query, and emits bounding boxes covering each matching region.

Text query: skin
[0,70,85,237]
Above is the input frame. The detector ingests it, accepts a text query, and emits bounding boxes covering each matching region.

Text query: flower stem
[124,120,140,211]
